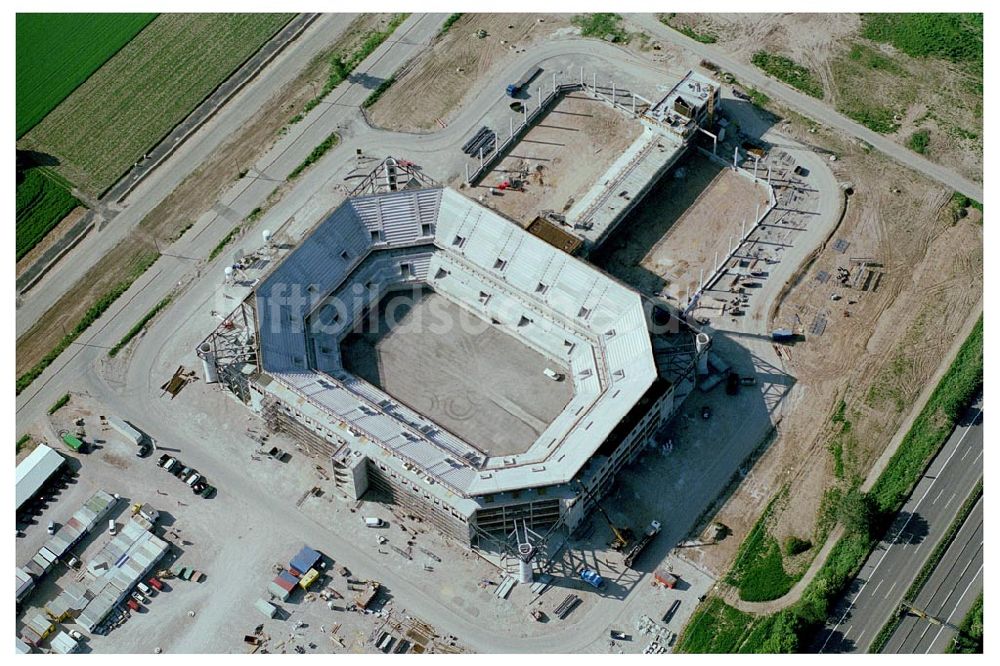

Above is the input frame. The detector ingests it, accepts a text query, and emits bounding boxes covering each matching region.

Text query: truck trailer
[623,520,662,569]
[506,65,542,97]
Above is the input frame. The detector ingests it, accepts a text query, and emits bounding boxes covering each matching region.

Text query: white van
[543,368,565,381]
[364,517,385,528]
[108,520,117,536]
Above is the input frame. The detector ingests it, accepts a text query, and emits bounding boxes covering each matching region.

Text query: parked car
[199,484,217,499]
[177,466,193,481]
[610,630,631,641]
[137,582,154,596]
[108,520,117,536]
[135,442,151,458]
[185,473,202,487]
[701,405,712,419]
[157,454,171,467]
[364,517,386,528]
[147,577,163,591]
[47,521,56,535]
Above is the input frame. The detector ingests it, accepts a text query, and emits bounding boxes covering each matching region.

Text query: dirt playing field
[682,114,982,582]
[666,13,983,184]
[474,93,643,225]
[367,14,572,132]
[341,289,573,457]
[15,15,388,379]
[592,155,770,300]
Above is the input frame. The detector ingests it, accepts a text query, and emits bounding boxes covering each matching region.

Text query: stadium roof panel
[253,186,656,495]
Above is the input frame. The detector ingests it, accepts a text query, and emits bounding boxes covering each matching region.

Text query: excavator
[576,482,633,551]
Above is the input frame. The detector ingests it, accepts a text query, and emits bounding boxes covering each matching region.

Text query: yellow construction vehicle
[575,482,632,551]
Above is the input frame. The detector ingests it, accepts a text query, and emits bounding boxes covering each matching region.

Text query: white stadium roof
[254,187,656,495]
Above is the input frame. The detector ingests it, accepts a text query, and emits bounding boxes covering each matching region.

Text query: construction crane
[575,482,632,551]
[901,601,945,627]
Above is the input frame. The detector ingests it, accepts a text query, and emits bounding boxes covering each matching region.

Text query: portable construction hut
[255,598,278,618]
[654,569,678,588]
[15,638,32,654]
[299,568,319,590]
[16,567,35,604]
[268,570,297,601]
[44,591,76,621]
[288,546,322,576]
[50,630,80,654]
[20,625,43,647]
[27,612,55,641]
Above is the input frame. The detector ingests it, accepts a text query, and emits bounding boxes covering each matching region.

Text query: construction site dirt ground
[591,154,771,301]
[340,289,573,457]
[671,102,983,586]
[366,14,573,132]
[663,13,983,185]
[472,92,643,226]
[15,14,388,378]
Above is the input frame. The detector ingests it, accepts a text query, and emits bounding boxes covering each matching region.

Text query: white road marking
[885,581,897,600]
[818,409,981,652]
[925,562,983,653]
[943,493,956,510]
[872,579,883,596]
[932,488,944,505]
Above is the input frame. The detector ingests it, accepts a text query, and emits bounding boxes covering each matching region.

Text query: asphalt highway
[882,496,983,653]
[813,399,983,653]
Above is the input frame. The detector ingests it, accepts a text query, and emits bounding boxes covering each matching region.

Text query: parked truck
[623,520,662,569]
[506,65,542,97]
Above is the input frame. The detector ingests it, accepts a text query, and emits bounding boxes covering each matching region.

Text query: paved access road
[813,399,983,653]
[15,13,360,336]
[627,14,983,202]
[882,496,983,653]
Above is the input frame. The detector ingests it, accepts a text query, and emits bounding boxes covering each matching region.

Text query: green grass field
[751,51,825,98]
[16,13,156,138]
[861,13,982,66]
[16,168,80,260]
[18,13,293,197]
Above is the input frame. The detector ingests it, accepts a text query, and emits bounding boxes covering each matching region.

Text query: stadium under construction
[198,70,722,552]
